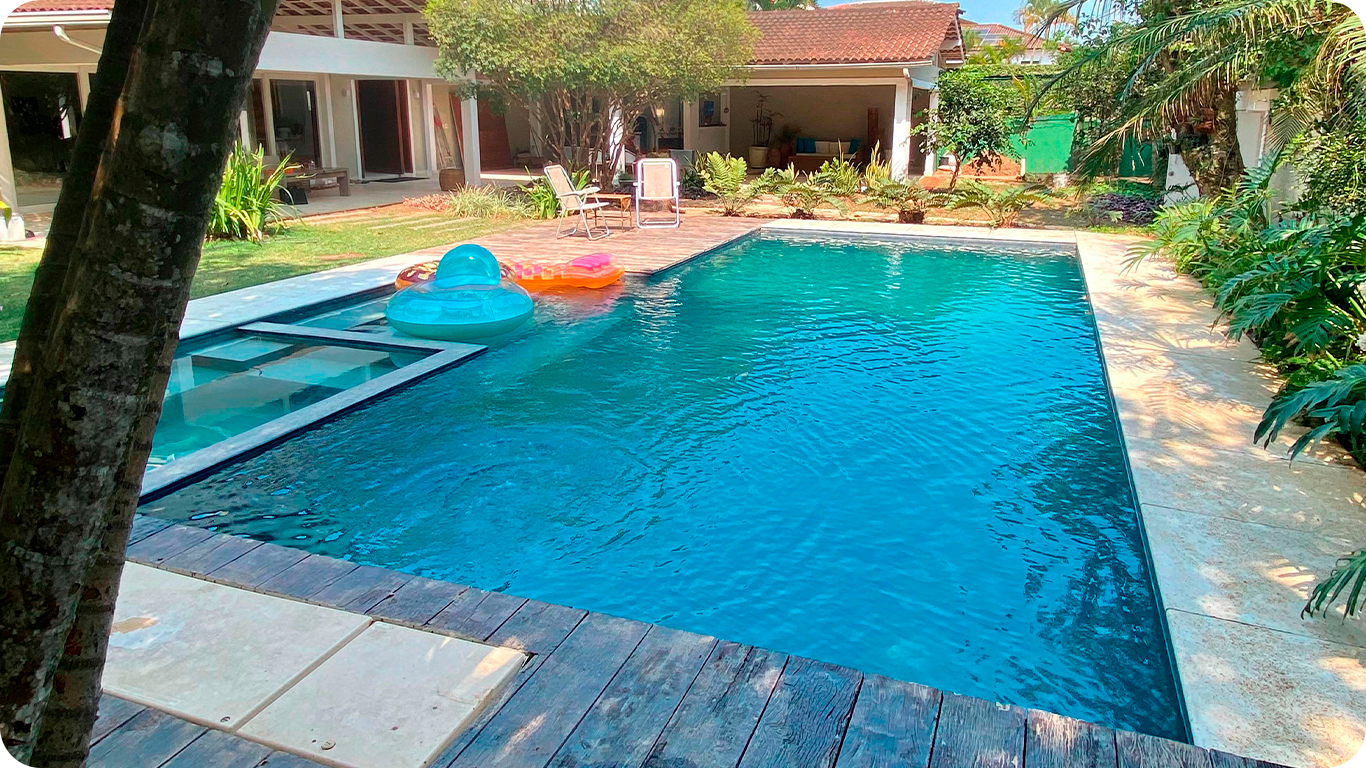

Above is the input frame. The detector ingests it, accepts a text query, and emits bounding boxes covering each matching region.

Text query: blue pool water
[143,232,1184,738]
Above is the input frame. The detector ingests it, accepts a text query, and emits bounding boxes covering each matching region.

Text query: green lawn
[0,212,522,342]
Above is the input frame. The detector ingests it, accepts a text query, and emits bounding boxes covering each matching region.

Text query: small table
[285,168,351,197]
[593,192,634,230]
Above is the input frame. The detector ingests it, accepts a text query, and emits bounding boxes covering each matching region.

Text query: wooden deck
[465,215,763,275]
[90,514,1291,768]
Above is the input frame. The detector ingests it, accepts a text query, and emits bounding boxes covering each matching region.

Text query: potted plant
[776,124,802,167]
[867,177,934,223]
[749,92,779,170]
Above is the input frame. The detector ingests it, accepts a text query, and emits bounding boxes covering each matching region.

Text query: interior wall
[431,84,460,169]
[501,102,533,159]
[329,76,359,175]
[728,85,895,158]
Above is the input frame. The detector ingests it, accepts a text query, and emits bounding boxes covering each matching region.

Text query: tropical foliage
[446,185,531,219]
[917,69,1018,189]
[427,0,756,184]
[867,178,936,223]
[696,151,758,216]
[945,181,1050,227]
[521,168,592,219]
[753,166,850,219]
[209,145,292,242]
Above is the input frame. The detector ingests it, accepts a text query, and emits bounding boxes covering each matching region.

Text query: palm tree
[1015,0,1076,35]
[1033,0,1364,196]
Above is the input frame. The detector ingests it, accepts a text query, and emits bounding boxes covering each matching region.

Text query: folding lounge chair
[634,158,680,229]
[546,164,611,240]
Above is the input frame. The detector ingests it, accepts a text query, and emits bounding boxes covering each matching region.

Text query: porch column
[891,80,912,179]
[259,77,278,157]
[237,110,251,147]
[460,96,482,185]
[332,0,345,38]
[683,98,699,153]
[323,74,338,168]
[423,82,439,171]
[350,79,364,178]
[922,88,939,177]
[0,81,25,241]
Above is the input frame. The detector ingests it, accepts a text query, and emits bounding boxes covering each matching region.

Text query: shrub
[812,155,861,198]
[697,152,757,216]
[521,168,591,219]
[945,181,1049,228]
[447,185,530,219]
[867,177,935,223]
[680,161,708,199]
[209,145,292,242]
[753,166,848,219]
[403,194,452,212]
[1087,191,1160,225]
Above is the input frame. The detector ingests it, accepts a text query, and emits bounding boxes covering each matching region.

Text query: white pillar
[0,81,26,241]
[332,0,345,38]
[350,79,364,177]
[891,80,911,180]
[422,82,438,171]
[322,74,338,168]
[76,68,91,110]
[237,110,250,147]
[406,81,422,175]
[403,21,414,45]
[259,77,277,157]
[922,88,939,177]
[460,96,482,185]
[683,99,699,153]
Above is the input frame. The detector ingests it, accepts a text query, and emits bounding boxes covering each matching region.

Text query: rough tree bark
[1177,88,1246,197]
[0,0,280,762]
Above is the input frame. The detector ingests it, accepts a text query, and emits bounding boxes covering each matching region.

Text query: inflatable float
[506,253,625,291]
[385,244,533,341]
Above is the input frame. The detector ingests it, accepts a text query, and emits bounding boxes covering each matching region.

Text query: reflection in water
[142,233,1185,739]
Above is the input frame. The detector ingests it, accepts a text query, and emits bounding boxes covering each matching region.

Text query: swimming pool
[142,231,1185,739]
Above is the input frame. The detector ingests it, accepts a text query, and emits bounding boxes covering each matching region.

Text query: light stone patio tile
[104,564,371,729]
[1167,609,1366,768]
[239,621,523,768]
[1142,504,1366,645]
[1126,439,1366,536]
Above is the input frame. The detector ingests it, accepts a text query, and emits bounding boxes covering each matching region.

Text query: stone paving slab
[104,564,370,729]
[239,622,523,768]
[1074,231,1366,767]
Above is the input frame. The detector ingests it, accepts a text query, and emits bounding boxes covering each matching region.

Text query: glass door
[270,79,321,168]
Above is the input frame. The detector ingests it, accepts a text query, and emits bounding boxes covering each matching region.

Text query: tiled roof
[749,1,963,65]
[962,21,1028,37]
[13,0,112,11]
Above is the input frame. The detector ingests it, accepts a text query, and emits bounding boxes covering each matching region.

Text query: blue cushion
[797,137,816,154]
[846,139,862,154]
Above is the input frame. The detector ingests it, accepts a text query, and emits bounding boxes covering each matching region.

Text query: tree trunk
[1176,88,1245,198]
[0,0,280,761]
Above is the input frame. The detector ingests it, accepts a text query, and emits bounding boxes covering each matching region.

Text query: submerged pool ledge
[116,513,1283,768]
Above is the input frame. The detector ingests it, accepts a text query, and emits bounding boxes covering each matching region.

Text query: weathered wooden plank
[645,642,787,768]
[1024,710,1117,768]
[85,708,205,768]
[128,515,174,546]
[1116,728,1213,768]
[429,599,589,768]
[256,553,358,599]
[207,541,309,589]
[91,694,146,746]
[445,613,650,768]
[549,626,716,768]
[1207,751,1250,768]
[159,533,263,577]
[835,674,941,768]
[366,575,467,625]
[738,656,862,768]
[125,524,215,565]
[308,563,412,612]
[427,588,528,641]
[159,727,272,768]
[927,694,1026,768]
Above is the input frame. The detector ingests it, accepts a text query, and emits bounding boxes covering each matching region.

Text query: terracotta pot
[439,167,465,191]
[766,147,782,168]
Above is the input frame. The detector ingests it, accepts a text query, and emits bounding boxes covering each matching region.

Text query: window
[698,94,724,127]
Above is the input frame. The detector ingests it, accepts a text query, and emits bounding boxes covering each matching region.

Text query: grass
[0,209,521,342]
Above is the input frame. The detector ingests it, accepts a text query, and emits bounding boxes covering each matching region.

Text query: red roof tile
[748,1,962,65]
[963,20,1028,37]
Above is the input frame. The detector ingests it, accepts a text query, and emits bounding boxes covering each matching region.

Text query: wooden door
[477,99,512,169]
[356,79,412,175]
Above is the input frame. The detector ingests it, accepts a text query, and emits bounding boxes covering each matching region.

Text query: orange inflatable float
[506,254,625,290]
[395,259,440,289]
